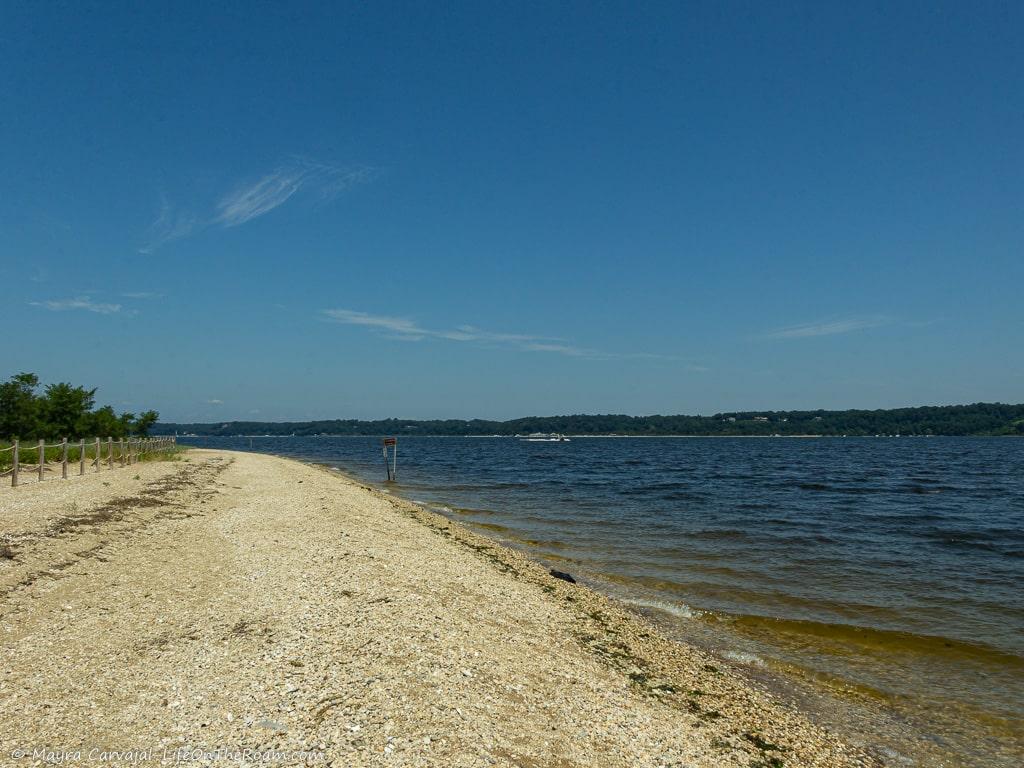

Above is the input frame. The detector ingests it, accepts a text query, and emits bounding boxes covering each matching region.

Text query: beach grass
[0,439,181,473]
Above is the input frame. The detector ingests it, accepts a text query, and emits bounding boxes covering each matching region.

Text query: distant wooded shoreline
[153,402,1024,437]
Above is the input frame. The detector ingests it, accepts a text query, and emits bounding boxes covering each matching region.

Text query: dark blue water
[180,435,1024,765]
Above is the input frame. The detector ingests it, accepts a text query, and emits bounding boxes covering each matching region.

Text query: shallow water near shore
[179,435,1024,766]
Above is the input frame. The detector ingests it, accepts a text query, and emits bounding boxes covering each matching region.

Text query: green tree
[85,405,124,439]
[119,411,136,436]
[0,373,41,439]
[41,382,96,437]
[133,410,159,437]
[1,372,162,439]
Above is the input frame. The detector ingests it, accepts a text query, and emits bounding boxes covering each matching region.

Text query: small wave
[903,484,942,494]
[626,598,702,620]
[420,504,455,515]
[451,506,498,516]
[919,528,1012,555]
[508,535,569,549]
[620,481,697,496]
[728,614,1024,669]
[469,521,511,533]
[446,482,532,491]
[721,650,767,667]
[689,528,749,541]
[660,491,709,502]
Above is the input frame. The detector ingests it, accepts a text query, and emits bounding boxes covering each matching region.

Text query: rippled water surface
[180,435,1024,766]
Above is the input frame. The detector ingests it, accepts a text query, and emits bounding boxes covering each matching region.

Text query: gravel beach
[0,449,880,767]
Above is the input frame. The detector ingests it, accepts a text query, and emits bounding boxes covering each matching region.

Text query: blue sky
[2,2,1021,421]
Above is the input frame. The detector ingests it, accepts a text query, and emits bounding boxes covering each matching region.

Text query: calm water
[181,435,1024,766]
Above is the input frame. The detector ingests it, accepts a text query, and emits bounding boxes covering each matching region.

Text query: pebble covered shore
[0,449,882,767]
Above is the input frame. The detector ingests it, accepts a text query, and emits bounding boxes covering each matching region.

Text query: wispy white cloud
[206,399,224,405]
[299,159,376,202]
[139,198,199,254]
[140,160,373,250]
[323,309,426,337]
[121,291,161,299]
[215,161,373,227]
[323,309,579,351]
[215,168,306,227]
[323,308,691,364]
[29,297,123,315]
[764,315,891,339]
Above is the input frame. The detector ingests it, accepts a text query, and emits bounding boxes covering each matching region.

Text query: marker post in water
[382,437,397,481]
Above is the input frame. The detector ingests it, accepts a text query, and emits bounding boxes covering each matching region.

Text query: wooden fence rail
[0,436,176,487]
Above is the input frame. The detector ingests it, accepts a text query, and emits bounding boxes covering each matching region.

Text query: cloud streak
[323,309,584,352]
[324,309,426,337]
[30,297,123,315]
[121,291,160,299]
[141,160,373,251]
[764,315,891,339]
[215,168,306,227]
[216,162,373,227]
[322,308,693,364]
[139,198,199,254]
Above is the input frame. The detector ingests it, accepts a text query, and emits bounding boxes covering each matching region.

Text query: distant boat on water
[519,432,570,442]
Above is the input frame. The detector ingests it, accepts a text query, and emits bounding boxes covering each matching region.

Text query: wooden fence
[0,436,176,487]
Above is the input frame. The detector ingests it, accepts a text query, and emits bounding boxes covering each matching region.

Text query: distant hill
[153,403,1024,437]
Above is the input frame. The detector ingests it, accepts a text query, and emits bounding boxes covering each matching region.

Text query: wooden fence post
[62,438,68,479]
[11,439,18,487]
[120,437,125,466]
[38,438,45,482]
[94,437,100,473]
[79,438,85,475]
[107,437,113,469]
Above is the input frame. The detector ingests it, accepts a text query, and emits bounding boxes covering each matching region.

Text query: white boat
[520,432,570,442]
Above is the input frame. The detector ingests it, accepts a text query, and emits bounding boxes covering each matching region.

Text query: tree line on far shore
[0,373,158,440]
[154,402,1024,437]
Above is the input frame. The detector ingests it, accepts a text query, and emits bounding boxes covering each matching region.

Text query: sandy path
[0,450,877,767]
